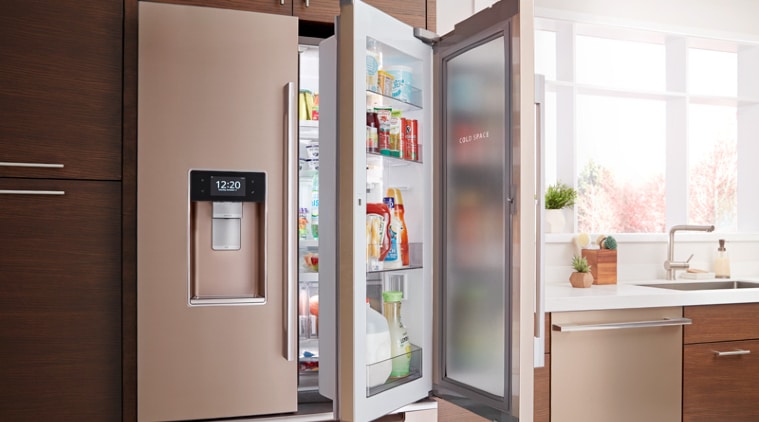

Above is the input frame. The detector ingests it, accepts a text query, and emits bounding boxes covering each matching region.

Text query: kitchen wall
[535,0,759,43]
[436,0,500,35]
[545,235,759,285]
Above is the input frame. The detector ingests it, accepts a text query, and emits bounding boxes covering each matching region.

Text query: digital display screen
[210,176,246,196]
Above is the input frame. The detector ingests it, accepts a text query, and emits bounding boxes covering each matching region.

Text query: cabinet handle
[305,0,310,7]
[0,189,65,196]
[713,349,751,357]
[280,0,284,5]
[552,317,692,332]
[0,161,64,169]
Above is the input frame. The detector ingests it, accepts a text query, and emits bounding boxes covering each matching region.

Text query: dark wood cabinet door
[140,0,293,14]
[365,0,426,29]
[534,354,550,422]
[0,1,123,181]
[0,178,122,420]
[293,0,339,23]
[683,339,759,421]
[684,303,759,344]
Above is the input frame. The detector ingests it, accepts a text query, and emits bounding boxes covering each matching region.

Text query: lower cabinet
[683,304,759,421]
[533,354,550,422]
[0,178,122,419]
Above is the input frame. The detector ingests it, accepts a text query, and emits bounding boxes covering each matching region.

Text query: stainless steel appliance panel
[137,3,298,420]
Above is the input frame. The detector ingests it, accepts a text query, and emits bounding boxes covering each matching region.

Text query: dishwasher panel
[551,307,685,422]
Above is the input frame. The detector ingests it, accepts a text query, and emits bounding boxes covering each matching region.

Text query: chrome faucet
[664,224,715,280]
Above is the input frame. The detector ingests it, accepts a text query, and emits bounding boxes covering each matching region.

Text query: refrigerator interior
[297,42,331,408]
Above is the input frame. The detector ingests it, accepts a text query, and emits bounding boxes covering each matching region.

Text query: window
[537,18,757,234]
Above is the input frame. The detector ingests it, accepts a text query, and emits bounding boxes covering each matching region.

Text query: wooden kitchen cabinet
[365,0,428,29]
[1,1,126,418]
[683,303,759,421]
[293,0,339,23]
[141,0,434,30]
[0,0,123,181]
[292,0,435,30]
[0,178,122,419]
[140,0,294,15]
[293,0,431,29]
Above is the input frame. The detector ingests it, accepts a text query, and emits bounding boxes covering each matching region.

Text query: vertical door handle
[284,82,297,362]
[305,0,310,7]
[534,74,546,367]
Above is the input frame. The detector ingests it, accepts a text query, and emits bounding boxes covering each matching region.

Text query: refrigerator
[136,1,535,421]
[317,1,532,421]
[137,3,300,420]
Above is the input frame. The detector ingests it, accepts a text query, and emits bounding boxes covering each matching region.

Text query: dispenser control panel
[190,170,265,202]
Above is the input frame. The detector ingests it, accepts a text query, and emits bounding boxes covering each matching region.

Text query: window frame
[536,18,759,234]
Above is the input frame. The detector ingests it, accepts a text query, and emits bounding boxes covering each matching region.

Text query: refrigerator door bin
[367,344,423,397]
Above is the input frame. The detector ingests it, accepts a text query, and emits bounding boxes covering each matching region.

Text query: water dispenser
[188,170,267,305]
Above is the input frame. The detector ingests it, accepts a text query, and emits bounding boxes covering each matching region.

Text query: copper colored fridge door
[137,3,298,421]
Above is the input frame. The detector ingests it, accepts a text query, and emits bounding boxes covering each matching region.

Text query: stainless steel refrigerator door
[432,1,524,420]
[137,3,298,421]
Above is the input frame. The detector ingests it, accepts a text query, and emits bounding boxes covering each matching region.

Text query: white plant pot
[545,209,566,233]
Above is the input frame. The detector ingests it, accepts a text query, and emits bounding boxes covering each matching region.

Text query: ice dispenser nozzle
[212,202,243,250]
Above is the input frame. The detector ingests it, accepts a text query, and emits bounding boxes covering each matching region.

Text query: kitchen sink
[638,281,759,291]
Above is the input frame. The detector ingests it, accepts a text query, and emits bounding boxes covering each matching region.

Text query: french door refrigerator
[317,1,535,421]
[137,3,300,420]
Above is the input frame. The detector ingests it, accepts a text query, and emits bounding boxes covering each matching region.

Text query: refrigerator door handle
[534,74,546,367]
[284,81,297,362]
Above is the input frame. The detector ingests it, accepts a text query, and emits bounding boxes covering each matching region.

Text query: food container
[378,70,395,97]
[385,65,413,103]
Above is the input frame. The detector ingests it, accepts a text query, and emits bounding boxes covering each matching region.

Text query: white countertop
[546,277,759,312]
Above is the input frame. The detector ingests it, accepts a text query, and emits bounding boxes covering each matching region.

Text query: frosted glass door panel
[443,36,508,397]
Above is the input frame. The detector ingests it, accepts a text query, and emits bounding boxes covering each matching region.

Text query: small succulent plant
[603,235,618,250]
[572,255,591,273]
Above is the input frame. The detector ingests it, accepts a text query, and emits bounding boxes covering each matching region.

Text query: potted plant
[569,255,594,288]
[544,182,577,233]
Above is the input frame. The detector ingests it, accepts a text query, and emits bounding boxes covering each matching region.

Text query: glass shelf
[366,344,422,397]
[366,150,423,166]
[299,272,319,283]
[366,88,422,112]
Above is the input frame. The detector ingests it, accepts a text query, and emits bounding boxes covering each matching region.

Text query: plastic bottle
[383,188,410,267]
[366,110,379,153]
[715,239,731,279]
[389,110,402,157]
[365,299,392,388]
[298,208,309,240]
[366,38,380,93]
[382,291,411,378]
[310,172,319,239]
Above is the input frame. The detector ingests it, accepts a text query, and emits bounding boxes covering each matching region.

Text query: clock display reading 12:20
[210,176,246,196]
